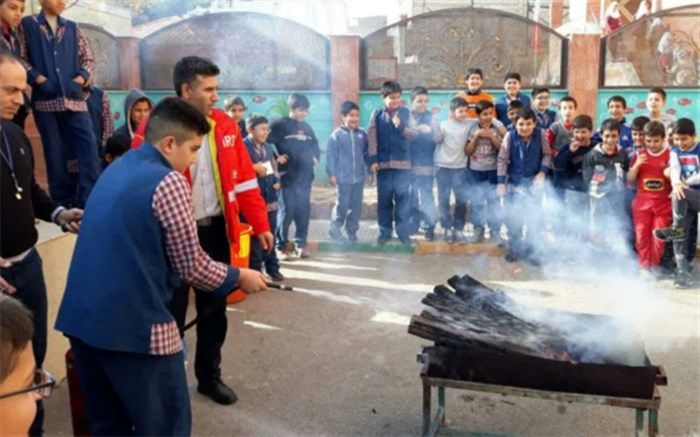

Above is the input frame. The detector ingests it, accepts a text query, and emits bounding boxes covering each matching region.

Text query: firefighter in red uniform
[132,56,273,405]
[627,121,672,278]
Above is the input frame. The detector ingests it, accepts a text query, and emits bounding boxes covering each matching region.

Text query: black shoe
[674,271,696,289]
[268,271,285,282]
[377,235,390,245]
[653,226,685,242]
[425,228,435,241]
[198,379,238,405]
[505,249,520,263]
[399,237,414,247]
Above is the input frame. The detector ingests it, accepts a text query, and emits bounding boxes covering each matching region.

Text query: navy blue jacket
[243,136,280,205]
[55,144,237,353]
[535,109,557,130]
[501,127,548,185]
[369,106,411,170]
[553,141,596,191]
[268,116,320,185]
[21,12,89,104]
[409,111,436,171]
[326,126,369,185]
[495,93,531,126]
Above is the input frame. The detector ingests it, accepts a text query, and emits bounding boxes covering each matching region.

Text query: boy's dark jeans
[377,169,412,240]
[589,191,628,247]
[409,174,436,232]
[672,187,700,272]
[331,182,364,238]
[277,181,312,250]
[33,110,101,208]
[435,167,468,231]
[251,210,281,274]
[503,182,543,257]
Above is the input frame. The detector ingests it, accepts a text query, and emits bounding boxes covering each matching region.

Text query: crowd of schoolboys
[309,69,697,290]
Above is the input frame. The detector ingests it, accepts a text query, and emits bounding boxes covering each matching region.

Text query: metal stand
[422,377,661,437]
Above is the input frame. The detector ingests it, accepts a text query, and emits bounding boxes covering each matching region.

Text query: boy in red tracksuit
[627,121,671,278]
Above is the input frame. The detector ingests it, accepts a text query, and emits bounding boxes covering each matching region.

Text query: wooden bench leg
[635,408,644,436]
[648,409,659,437]
[423,382,431,436]
[437,386,446,425]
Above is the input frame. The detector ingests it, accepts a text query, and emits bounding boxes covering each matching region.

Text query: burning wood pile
[409,274,667,400]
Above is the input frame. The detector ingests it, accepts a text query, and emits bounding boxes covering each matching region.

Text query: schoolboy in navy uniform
[19,0,101,208]
[55,98,268,435]
[495,72,531,126]
[531,87,556,130]
[496,108,552,264]
[407,87,439,240]
[592,95,632,149]
[368,80,415,246]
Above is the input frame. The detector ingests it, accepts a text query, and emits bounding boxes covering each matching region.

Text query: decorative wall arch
[139,12,330,90]
[361,7,567,90]
[601,4,699,88]
[78,23,120,89]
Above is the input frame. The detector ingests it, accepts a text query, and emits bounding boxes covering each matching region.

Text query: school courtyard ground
[38,221,699,435]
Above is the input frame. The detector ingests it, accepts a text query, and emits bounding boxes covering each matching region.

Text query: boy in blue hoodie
[326,101,369,243]
[497,108,552,264]
[407,86,439,241]
[244,115,283,281]
[367,80,415,246]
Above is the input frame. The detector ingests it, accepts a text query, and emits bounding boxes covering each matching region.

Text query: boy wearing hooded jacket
[115,88,153,139]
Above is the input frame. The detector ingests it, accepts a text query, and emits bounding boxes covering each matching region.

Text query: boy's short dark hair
[607,95,627,108]
[475,99,495,114]
[145,97,211,144]
[643,120,666,138]
[466,68,483,79]
[673,118,696,136]
[105,135,131,159]
[517,108,536,122]
[410,86,428,102]
[173,56,220,97]
[287,93,310,110]
[572,115,593,131]
[532,87,550,98]
[340,100,359,116]
[449,97,469,112]
[246,114,269,130]
[223,96,246,112]
[648,87,667,101]
[381,81,402,97]
[631,115,651,131]
[560,96,577,108]
[600,119,621,134]
[507,100,524,111]
[0,296,33,383]
[504,72,521,83]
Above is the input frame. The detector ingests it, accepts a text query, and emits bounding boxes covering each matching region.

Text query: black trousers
[168,216,231,384]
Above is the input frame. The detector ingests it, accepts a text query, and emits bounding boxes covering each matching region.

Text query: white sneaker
[639,269,654,281]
